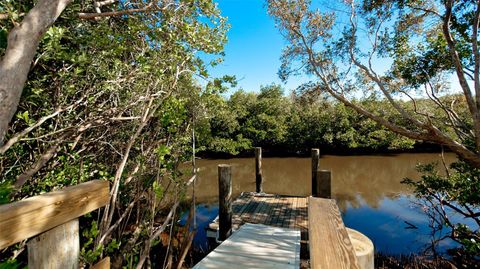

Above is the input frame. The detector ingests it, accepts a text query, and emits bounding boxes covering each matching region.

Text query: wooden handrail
[0,180,110,249]
[308,197,360,269]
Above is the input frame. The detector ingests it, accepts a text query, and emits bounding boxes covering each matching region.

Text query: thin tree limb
[442,0,480,151]
[0,0,73,144]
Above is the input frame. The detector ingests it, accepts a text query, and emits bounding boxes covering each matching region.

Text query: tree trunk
[0,0,72,144]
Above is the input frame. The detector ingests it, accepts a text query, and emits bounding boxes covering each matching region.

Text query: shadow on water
[180,153,466,256]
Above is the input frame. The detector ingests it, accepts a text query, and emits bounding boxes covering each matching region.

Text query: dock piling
[218,164,232,241]
[255,147,263,193]
[311,148,320,194]
[313,170,331,198]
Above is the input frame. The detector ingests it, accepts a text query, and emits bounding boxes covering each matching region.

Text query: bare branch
[14,136,65,189]
[78,5,156,19]
[98,196,139,245]
[406,3,441,17]
[472,0,480,111]
[0,97,86,154]
[442,0,480,150]
[97,0,117,7]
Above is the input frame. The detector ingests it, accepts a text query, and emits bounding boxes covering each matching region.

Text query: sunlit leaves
[0,0,229,266]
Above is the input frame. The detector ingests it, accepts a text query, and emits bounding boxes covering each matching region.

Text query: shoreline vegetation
[195,84,461,159]
[197,143,447,159]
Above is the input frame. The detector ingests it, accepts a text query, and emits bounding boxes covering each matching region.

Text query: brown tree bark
[0,0,73,144]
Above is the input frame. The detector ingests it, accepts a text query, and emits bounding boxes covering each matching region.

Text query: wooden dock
[197,149,373,269]
[204,192,308,268]
[208,192,308,232]
[204,193,365,269]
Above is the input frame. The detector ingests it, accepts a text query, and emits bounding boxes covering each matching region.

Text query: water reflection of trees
[188,153,456,211]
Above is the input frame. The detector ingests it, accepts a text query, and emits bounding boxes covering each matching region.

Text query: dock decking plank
[256,196,275,225]
[224,194,308,232]
[194,223,300,269]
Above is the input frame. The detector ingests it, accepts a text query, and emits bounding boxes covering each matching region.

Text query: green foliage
[403,161,480,256]
[0,260,22,269]
[0,183,13,205]
[80,221,103,264]
[152,181,164,200]
[0,0,229,266]
[198,86,418,155]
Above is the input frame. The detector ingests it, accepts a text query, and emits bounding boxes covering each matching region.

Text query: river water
[183,153,464,256]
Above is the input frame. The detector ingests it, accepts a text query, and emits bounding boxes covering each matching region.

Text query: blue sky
[208,0,308,94]
[207,0,386,95]
[207,1,460,97]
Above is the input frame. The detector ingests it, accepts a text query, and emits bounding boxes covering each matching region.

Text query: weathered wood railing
[0,180,110,268]
[308,197,360,269]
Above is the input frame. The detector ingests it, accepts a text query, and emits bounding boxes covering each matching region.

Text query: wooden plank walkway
[204,193,362,269]
[209,192,308,232]
[194,223,300,269]
[207,192,309,268]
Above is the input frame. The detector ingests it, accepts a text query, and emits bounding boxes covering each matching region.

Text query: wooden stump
[347,228,374,269]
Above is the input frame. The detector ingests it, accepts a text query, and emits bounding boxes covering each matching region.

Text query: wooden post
[311,148,320,196]
[255,147,263,193]
[347,228,374,269]
[312,170,331,198]
[218,164,232,241]
[27,219,80,269]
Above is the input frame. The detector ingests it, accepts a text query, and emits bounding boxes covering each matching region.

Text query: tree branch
[348,1,427,130]
[442,0,480,151]
[0,0,73,144]
[472,0,480,112]
[78,2,181,20]
[0,97,86,154]
[14,136,65,189]
[78,5,157,20]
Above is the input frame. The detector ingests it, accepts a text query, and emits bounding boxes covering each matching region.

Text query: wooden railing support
[27,218,80,269]
[255,147,263,193]
[218,164,232,241]
[0,180,110,268]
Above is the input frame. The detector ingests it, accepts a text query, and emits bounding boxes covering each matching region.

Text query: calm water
[182,153,468,255]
